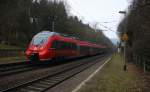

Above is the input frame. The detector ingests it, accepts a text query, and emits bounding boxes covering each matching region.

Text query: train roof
[36,31,60,36]
[77,41,104,48]
[38,31,79,40]
[53,34,105,48]
[36,31,106,48]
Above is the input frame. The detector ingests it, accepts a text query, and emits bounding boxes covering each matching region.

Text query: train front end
[25,31,54,62]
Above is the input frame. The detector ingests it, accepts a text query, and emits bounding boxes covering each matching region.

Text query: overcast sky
[66,0,129,39]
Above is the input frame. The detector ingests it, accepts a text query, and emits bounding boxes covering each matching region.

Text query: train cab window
[31,35,49,46]
[31,31,56,46]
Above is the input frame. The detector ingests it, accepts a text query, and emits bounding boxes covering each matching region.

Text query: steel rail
[1,54,109,92]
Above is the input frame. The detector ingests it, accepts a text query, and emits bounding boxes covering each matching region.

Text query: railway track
[0,61,40,76]
[1,54,109,92]
[0,54,102,77]
[0,57,86,77]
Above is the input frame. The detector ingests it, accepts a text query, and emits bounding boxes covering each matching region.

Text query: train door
[77,45,80,56]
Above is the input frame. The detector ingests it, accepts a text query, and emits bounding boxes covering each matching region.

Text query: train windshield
[31,36,48,46]
[31,31,58,46]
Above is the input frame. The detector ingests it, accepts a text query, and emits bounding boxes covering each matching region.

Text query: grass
[0,56,26,64]
[78,53,142,92]
[0,44,22,49]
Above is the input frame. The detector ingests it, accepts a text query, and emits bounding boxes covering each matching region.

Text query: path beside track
[75,53,149,92]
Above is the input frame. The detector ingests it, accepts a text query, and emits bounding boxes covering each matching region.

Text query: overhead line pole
[119,11,128,71]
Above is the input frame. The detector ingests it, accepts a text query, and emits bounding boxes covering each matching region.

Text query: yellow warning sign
[122,33,128,41]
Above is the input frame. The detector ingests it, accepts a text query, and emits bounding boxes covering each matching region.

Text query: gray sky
[66,0,129,39]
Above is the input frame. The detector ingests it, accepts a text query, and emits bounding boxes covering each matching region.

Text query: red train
[25,31,106,62]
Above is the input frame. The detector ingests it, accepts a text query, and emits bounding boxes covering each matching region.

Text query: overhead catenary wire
[68,1,118,22]
[66,0,86,21]
[67,0,117,33]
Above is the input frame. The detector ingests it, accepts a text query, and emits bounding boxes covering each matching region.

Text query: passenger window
[51,40,59,49]
[71,43,76,50]
[51,41,77,50]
